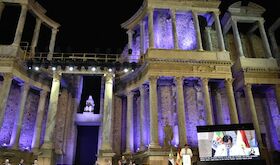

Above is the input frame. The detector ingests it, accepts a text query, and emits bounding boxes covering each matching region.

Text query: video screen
[197,124,260,161]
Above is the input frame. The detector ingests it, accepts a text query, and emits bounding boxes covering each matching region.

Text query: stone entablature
[121,0,220,30]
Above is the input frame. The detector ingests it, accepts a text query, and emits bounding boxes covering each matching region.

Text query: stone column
[140,20,145,55]
[204,27,213,51]
[101,73,114,151]
[31,18,42,55]
[224,78,239,124]
[127,29,134,54]
[258,19,273,58]
[125,91,134,153]
[213,88,223,124]
[11,82,30,149]
[47,28,58,61]
[244,84,264,148]
[148,8,154,48]
[213,12,225,51]
[31,90,48,152]
[0,2,5,21]
[12,4,28,46]
[139,85,147,151]
[231,19,245,58]
[171,9,179,49]
[192,11,203,51]
[175,77,187,146]
[149,76,160,148]
[42,73,61,149]
[201,78,214,125]
[269,31,280,58]
[275,84,280,114]
[0,73,13,129]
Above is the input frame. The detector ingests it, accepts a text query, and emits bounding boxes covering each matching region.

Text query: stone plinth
[75,113,102,126]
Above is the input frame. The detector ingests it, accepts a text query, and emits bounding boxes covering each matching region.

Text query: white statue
[32,159,38,165]
[84,95,95,112]
[4,159,11,165]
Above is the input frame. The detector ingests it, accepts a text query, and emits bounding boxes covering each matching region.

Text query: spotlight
[51,66,56,71]
[124,68,129,73]
[69,66,74,71]
[108,68,112,72]
[34,66,39,71]
[91,67,96,72]
[27,60,33,70]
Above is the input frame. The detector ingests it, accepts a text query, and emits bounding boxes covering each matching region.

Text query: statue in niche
[84,95,95,112]
[164,121,174,148]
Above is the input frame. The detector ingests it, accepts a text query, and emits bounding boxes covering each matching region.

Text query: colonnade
[122,76,241,153]
[0,1,60,59]
[125,8,226,53]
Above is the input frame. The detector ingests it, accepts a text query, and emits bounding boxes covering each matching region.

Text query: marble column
[42,73,61,149]
[269,31,280,58]
[231,19,245,58]
[213,12,225,51]
[0,2,5,21]
[125,91,134,153]
[11,82,30,149]
[274,85,280,113]
[175,77,187,146]
[148,8,154,48]
[139,85,147,151]
[127,29,134,54]
[244,84,264,148]
[47,28,58,61]
[0,73,13,129]
[149,76,160,148]
[101,73,114,151]
[31,18,42,55]
[213,88,223,124]
[224,78,239,124]
[192,11,203,51]
[140,20,145,55]
[171,9,179,49]
[201,78,214,125]
[32,90,48,152]
[204,27,213,51]
[258,19,273,58]
[13,4,28,46]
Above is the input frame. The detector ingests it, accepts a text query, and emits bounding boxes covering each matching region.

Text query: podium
[183,155,191,165]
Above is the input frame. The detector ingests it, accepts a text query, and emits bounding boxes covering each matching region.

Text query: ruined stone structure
[0,0,279,165]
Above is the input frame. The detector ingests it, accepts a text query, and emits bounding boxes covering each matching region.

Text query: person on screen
[214,135,246,157]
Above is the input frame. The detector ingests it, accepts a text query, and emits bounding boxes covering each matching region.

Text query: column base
[37,148,55,165]
[96,150,115,165]
[148,143,161,150]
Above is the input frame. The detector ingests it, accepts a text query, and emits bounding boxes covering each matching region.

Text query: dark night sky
[0,0,279,53]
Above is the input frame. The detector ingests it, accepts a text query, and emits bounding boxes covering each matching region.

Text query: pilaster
[224,78,239,124]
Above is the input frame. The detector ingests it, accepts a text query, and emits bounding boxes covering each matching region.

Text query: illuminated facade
[0,0,279,165]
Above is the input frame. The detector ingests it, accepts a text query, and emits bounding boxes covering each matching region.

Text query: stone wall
[19,88,40,149]
[0,81,21,145]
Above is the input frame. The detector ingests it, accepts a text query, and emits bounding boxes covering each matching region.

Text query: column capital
[53,72,61,80]
[258,18,265,24]
[147,7,154,12]
[192,10,198,15]
[139,84,148,93]
[231,17,238,23]
[148,76,159,82]
[225,78,234,85]
[213,11,221,16]
[20,4,28,9]
[126,90,135,97]
[126,29,134,35]
[244,83,252,90]
[35,17,42,24]
[205,26,212,31]
[201,77,209,85]
[2,73,13,80]
[51,28,58,34]
[40,90,48,97]
[174,76,184,84]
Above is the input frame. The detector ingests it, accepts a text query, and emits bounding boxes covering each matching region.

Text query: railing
[22,52,145,64]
